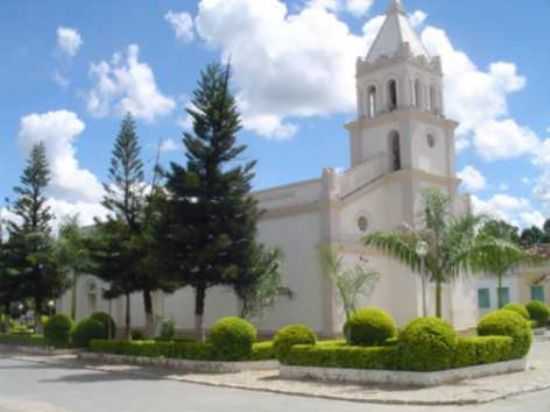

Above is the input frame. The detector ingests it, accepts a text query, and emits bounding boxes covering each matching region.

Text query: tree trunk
[71,272,78,320]
[497,273,503,309]
[435,280,442,318]
[125,292,131,340]
[35,295,43,332]
[194,285,206,342]
[143,289,154,338]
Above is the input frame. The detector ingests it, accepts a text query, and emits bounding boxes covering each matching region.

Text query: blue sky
[1,0,549,229]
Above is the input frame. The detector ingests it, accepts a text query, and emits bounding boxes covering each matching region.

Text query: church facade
[58,0,479,335]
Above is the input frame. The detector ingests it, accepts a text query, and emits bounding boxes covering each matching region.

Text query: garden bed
[85,339,277,373]
[280,358,528,387]
[79,351,278,373]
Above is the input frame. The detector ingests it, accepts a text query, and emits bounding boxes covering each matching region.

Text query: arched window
[414,79,422,109]
[367,86,377,119]
[387,80,398,111]
[389,131,401,171]
[87,281,98,313]
[429,86,437,113]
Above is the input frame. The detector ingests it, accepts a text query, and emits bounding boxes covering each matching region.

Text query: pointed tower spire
[387,0,406,15]
[365,0,429,64]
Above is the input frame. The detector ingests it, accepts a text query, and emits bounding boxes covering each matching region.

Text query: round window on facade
[427,134,436,148]
[358,216,369,233]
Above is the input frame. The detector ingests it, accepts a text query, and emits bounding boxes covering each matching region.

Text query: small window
[478,288,490,309]
[498,287,511,306]
[427,134,436,148]
[531,286,545,302]
[358,216,369,233]
[388,80,398,111]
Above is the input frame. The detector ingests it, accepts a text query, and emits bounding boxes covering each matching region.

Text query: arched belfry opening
[389,131,401,171]
[414,79,422,109]
[367,86,377,118]
[430,85,438,114]
[387,80,398,111]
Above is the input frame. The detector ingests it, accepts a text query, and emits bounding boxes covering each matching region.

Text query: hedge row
[89,339,275,362]
[0,333,47,347]
[284,336,515,372]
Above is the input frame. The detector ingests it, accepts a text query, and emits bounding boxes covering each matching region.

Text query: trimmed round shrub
[131,329,145,341]
[90,312,117,339]
[502,303,530,320]
[526,301,550,326]
[159,319,176,340]
[477,309,532,359]
[71,318,106,348]
[44,314,73,347]
[208,317,257,361]
[345,307,397,346]
[273,324,317,360]
[398,317,458,371]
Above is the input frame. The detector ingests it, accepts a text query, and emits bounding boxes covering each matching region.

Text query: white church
[59,0,479,335]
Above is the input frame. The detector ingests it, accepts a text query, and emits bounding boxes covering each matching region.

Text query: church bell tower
[346,0,459,184]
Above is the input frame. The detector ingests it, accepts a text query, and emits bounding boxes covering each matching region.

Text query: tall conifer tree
[4,143,67,323]
[88,114,174,338]
[160,64,260,339]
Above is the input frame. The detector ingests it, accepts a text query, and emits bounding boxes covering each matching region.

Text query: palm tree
[319,245,380,321]
[364,189,524,318]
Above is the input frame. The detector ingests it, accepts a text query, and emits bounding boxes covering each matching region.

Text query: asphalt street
[1,356,550,412]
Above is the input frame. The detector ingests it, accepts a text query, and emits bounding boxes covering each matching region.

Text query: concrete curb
[280,358,528,387]
[79,351,279,373]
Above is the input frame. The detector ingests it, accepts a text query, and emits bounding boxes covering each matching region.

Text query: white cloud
[421,28,533,161]
[53,71,70,88]
[195,0,384,138]
[159,138,181,152]
[457,165,486,192]
[86,44,175,122]
[409,10,427,28]
[474,119,539,161]
[345,0,374,17]
[46,198,108,231]
[165,11,195,43]
[18,110,103,204]
[56,27,83,57]
[471,193,543,228]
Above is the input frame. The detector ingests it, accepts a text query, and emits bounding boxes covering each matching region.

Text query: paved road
[2,356,550,412]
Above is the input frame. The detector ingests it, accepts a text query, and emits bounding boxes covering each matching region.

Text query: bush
[526,301,550,326]
[159,319,176,340]
[502,304,530,320]
[44,314,73,348]
[71,318,106,348]
[453,336,513,368]
[131,329,145,341]
[208,317,257,361]
[284,341,398,370]
[90,339,215,360]
[273,324,317,360]
[345,307,397,346]
[0,334,46,347]
[251,341,275,361]
[398,317,458,371]
[90,312,117,339]
[477,310,532,359]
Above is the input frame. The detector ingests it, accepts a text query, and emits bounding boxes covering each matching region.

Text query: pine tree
[4,143,68,324]
[88,114,174,338]
[160,63,260,339]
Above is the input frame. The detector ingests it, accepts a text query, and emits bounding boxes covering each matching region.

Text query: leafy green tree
[319,245,380,321]
[478,219,532,308]
[3,143,68,324]
[88,114,174,338]
[234,245,292,319]
[364,189,522,318]
[54,215,91,320]
[159,63,260,339]
[520,226,545,247]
